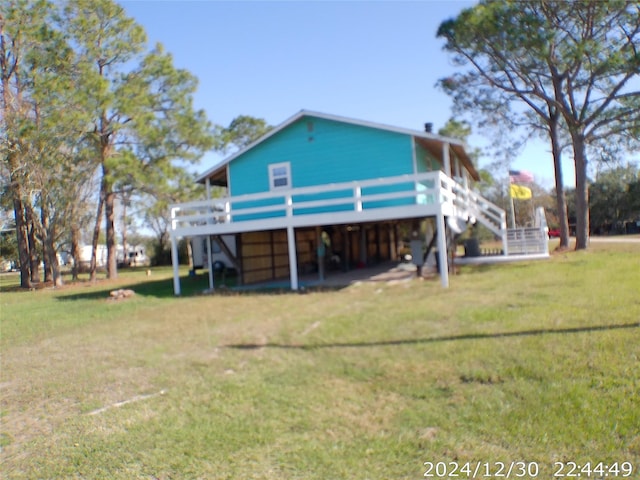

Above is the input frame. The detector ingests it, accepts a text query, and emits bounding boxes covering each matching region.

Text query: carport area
[208,216,442,291]
[230,260,423,291]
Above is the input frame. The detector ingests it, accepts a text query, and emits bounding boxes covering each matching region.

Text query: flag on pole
[510,184,532,199]
[509,170,534,183]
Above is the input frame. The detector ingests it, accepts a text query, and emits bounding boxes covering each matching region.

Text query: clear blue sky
[120,0,571,188]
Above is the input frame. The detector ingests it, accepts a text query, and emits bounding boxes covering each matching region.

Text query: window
[269,162,291,190]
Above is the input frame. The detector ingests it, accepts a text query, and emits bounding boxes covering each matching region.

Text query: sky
[119,0,574,188]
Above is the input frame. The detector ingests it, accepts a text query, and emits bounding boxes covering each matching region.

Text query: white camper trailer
[79,244,108,267]
[191,235,237,273]
[116,245,150,267]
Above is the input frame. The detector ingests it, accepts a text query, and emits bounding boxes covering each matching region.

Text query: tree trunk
[121,196,128,267]
[548,110,570,249]
[25,200,40,283]
[12,190,32,288]
[2,28,31,288]
[71,220,81,281]
[105,190,118,279]
[41,200,52,283]
[90,177,106,283]
[7,148,32,288]
[186,237,194,270]
[43,199,64,287]
[572,131,590,250]
[48,239,63,287]
[41,200,63,287]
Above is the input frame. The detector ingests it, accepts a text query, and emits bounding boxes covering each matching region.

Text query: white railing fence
[169,170,523,257]
[171,171,462,232]
[506,227,549,255]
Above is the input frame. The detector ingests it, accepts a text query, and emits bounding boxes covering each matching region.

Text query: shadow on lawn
[224,322,639,350]
[55,274,346,301]
[55,275,211,301]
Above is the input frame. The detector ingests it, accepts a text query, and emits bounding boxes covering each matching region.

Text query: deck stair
[449,187,549,258]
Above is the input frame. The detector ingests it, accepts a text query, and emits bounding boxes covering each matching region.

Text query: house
[169,110,548,294]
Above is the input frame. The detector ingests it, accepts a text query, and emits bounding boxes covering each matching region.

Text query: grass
[1,241,639,479]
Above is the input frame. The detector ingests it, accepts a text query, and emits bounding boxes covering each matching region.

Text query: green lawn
[1,243,639,479]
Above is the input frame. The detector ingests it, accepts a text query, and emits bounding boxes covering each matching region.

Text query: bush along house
[169,111,548,294]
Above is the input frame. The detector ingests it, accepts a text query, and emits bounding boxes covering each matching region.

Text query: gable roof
[197,110,479,185]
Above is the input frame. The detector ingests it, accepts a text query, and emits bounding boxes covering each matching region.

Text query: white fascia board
[172,203,443,239]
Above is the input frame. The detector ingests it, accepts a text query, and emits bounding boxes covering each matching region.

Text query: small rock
[108,289,135,300]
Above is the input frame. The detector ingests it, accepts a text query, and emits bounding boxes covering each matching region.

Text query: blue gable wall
[229,116,414,196]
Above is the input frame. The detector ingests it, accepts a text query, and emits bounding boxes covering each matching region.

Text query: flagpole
[508,179,516,228]
[508,170,534,228]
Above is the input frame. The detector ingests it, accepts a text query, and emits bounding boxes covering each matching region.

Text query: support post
[359,226,367,265]
[436,211,449,288]
[443,143,451,177]
[205,178,215,291]
[206,235,214,290]
[170,233,181,296]
[388,224,394,260]
[205,178,212,200]
[343,226,351,271]
[287,225,299,290]
[316,226,325,282]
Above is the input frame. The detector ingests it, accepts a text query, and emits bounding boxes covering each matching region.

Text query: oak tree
[437,0,640,249]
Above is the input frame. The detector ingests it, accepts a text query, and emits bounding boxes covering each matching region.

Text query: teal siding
[230,117,413,194]
[228,116,416,218]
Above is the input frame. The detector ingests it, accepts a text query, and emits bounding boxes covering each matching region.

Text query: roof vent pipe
[424,122,433,133]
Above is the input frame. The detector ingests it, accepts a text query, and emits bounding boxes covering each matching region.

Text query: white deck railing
[171,171,465,232]
[506,227,549,255]
[169,170,514,259]
[458,188,508,237]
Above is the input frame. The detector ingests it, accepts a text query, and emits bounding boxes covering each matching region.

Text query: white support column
[287,225,299,290]
[170,233,181,296]
[501,212,509,256]
[206,235,214,290]
[436,211,449,288]
[205,178,212,200]
[205,178,214,291]
[442,143,451,178]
